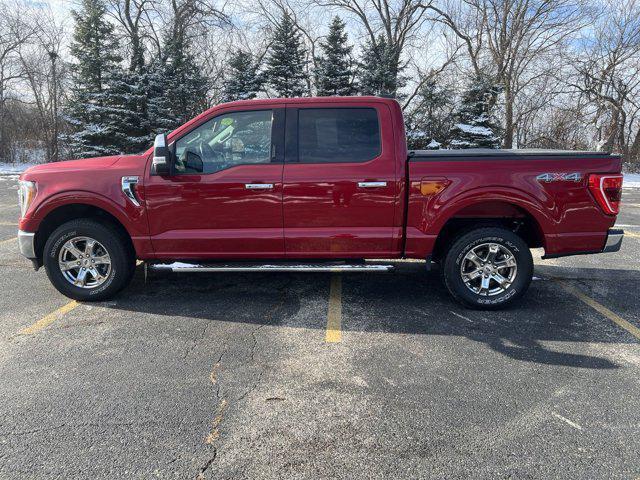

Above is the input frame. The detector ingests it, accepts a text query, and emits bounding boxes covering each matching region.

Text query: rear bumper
[602,228,624,253]
[542,228,623,259]
[18,230,36,258]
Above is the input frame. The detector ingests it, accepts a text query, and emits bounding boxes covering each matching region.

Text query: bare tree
[0,1,38,161]
[566,0,640,162]
[18,7,68,162]
[430,0,588,148]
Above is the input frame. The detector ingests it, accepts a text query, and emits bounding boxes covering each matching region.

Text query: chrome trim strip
[603,228,624,253]
[18,230,36,258]
[121,176,140,207]
[151,263,395,273]
[245,183,274,190]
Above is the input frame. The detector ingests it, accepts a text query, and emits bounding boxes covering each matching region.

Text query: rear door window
[297,108,380,163]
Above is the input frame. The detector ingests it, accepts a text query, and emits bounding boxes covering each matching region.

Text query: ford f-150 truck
[16,96,624,309]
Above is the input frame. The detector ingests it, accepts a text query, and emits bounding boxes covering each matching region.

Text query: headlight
[17,180,37,218]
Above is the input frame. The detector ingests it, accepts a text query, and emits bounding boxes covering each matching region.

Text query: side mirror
[152,133,172,175]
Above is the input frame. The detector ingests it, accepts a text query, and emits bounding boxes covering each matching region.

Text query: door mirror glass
[152,133,172,175]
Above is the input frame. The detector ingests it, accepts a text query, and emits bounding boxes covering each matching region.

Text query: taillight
[588,174,623,215]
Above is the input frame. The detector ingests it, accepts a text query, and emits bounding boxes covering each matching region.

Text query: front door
[282,104,398,258]
[145,107,285,259]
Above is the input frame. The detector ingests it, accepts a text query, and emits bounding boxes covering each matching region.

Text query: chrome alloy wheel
[58,236,112,288]
[460,242,518,296]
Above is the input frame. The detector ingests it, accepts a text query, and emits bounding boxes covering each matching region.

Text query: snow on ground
[0,163,37,175]
[623,173,640,189]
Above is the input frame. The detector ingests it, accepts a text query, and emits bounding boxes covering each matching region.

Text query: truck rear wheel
[442,227,533,310]
[43,219,134,302]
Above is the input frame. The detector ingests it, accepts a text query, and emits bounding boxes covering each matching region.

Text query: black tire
[43,218,134,301]
[442,227,533,310]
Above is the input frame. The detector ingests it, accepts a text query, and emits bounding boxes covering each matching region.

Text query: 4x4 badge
[536,172,582,183]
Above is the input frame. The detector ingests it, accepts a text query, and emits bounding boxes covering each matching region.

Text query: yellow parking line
[558,281,640,340]
[0,236,16,246]
[0,222,18,226]
[325,275,342,343]
[625,231,640,239]
[19,301,79,335]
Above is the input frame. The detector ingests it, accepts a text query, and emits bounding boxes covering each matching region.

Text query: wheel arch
[34,203,135,263]
[431,196,547,261]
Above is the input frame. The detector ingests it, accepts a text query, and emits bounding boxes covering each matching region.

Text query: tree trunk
[503,84,514,149]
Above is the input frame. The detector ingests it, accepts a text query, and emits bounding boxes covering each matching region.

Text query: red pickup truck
[17,96,624,309]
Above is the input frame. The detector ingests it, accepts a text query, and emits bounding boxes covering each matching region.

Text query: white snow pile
[623,173,640,189]
[0,162,37,175]
[453,123,494,136]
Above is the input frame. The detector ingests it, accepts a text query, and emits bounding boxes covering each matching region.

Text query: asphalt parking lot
[0,175,639,479]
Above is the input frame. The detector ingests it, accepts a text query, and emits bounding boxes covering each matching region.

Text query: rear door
[282,103,398,258]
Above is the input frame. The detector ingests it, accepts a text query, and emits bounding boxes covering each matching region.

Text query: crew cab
[16,96,624,309]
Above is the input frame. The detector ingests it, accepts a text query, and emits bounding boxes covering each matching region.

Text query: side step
[150,262,395,273]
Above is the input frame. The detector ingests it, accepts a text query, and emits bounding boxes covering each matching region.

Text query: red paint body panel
[282,101,399,258]
[18,96,622,263]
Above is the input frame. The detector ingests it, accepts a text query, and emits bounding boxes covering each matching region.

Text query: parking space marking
[325,275,342,343]
[0,222,18,226]
[19,301,79,335]
[558,281,640,340]
[0,236,16,246]
[625,231,640,239]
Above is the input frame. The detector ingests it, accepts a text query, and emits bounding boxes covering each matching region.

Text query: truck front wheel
[43,219,134,302]
[442,227,533,310]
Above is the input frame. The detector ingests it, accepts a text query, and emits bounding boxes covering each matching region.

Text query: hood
[22,156,122,176]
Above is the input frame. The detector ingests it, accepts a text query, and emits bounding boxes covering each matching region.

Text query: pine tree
[65,0,123,157]
[222,50,263,102]
[405,77,454,150]
[162,35,209,126]
[265,13,309,97]
[315,16,355,96]
[448,74,503,149]
[357,36,404,98]
[144,60,180,137]
[107,68,149,154]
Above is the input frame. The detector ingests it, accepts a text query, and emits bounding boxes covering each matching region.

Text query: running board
[150,262,395,273]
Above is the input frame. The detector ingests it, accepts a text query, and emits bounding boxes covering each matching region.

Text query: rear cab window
[297,108,381,163]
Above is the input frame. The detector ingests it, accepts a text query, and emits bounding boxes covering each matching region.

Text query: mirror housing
[151,133,172,175]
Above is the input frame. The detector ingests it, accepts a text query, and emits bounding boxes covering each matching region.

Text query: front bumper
[603,228,624,253]
[18,230,36,258]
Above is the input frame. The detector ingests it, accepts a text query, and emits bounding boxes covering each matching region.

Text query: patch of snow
[623,173,640,189]
[454,123,494,136]
[0,163,37,175]
[427,139,442,149]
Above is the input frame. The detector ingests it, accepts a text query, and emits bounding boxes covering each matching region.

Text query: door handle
[358,181,387,188]
[245,183,274,190]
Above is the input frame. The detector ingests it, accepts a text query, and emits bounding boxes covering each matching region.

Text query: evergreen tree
[315,16,355,96]
[265,13,309,97]
[144,60,180,137]
[222,50,263,102]
[162,35,209,126]
[107,67,149,153]
[357,36,404,98]
[448,74,503,149]
[405,77,454,150]
[65,0,123,157]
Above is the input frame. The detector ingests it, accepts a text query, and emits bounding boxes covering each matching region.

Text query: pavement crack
[183,321,212,361]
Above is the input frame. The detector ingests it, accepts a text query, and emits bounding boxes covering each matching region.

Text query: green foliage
[65,0,123,157]
[222,50,263,102]
[405,77,455,150]
[265,13,309,97]
[315,16,355,96]
[448,74,503,149]
[357,35,404,98]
